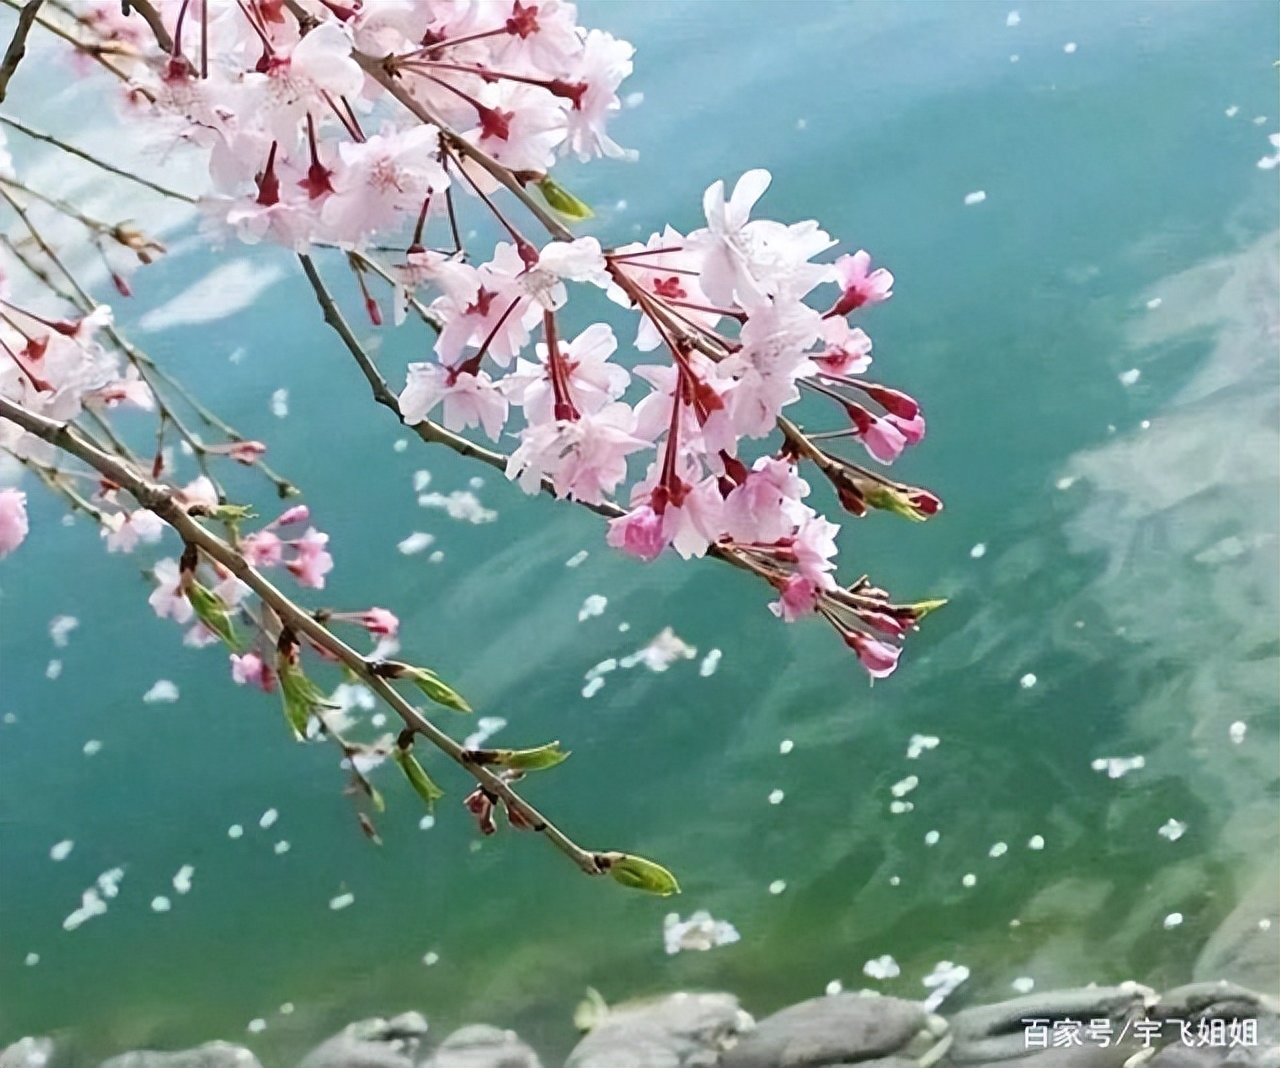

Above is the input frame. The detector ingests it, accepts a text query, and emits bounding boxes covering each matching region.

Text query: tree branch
[0,0,43,104]
[0,392,609,878]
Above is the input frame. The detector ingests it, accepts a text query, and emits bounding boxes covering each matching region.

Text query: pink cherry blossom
[563,30,637,162]
[321,125,449,244]
[101,508,164,554]
[846,631,901,679]
[814,319,873,377]
[230,652,275,693]
[241,529,284,568]
[833,250,894,314]
[721,456,810,544]
[502,322,628,423]
[768,574,822,622]
[887,412,926,446]
[605,505,666,562]
[848,404,909,464]
[286,528,333,589]
[507,402,649,504]
[358,608,400,637]
[181,476,219,511]
[693,169,774,307]
[787,514,841,588]
[148,558,194,624]
[400,363,509,442]
[0,488,28,557]
[464,82,568,174]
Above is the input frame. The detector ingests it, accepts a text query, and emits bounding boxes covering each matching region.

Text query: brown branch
[0,0,43,104]
[0,392,608,878]
[120,0,172,54]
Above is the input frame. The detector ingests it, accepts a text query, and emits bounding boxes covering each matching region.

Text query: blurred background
[1,1,1277,1063]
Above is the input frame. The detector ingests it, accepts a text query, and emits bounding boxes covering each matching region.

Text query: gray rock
[1,1039,56,1068]
[421,1025,540,1068]
[720,994,926,1068]
[947,985,1155,1064]
[99,1044,261,1068]
[299,1013,430,1068]
[566,992,754,1068]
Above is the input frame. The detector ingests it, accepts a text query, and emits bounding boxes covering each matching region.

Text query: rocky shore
[5,978,1278,1068]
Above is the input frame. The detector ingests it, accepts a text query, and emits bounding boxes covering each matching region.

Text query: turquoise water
[2,1,1277,1062]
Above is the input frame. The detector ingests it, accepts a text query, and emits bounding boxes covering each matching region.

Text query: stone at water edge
[297,1012,429,1068]
[565,991,754,1068]
[97,1044,261,1068]
[0,1038,56,1068]
[945,984,1155,1064]
[421,1025,540,1068]
[719,993,930,1068]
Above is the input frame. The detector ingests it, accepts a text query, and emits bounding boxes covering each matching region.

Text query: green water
[2,2,1278,1063]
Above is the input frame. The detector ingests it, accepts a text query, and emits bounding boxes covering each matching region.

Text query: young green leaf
[393,747,444,807]
[481,741,569,771]
[600,852,680,896]
[186,581,242,651]
[401,665,472,714]
[537,177,595,221]
[277,656,339,741]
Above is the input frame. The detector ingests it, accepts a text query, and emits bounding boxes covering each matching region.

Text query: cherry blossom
[833,250,894,314]
[286,528,334,589]
[101,509,165,553]
[0,488,28,557]
[148,558,194,624]
[400,363,509,441]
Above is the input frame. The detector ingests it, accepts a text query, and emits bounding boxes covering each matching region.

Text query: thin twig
[0,115,197,204]
[0,392,608,878]
[0,0,44,103]
[120,0,173,54]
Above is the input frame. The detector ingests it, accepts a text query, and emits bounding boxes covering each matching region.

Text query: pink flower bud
[273,505,310,527]
[228,440,268,464]
[845,631,901,679]
[358,608,400,638]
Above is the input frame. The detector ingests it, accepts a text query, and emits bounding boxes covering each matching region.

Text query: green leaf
[483,741,569,771]
[402,665,472,714]
[393,747,444,807]
[277,657,339,741]
[537,177,595,221]
[904,597,948,622]
[600,852,680,896]
[209,503,256,523]
[186,581,242,651]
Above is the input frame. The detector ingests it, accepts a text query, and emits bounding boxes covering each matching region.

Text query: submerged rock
[1,1038,56,1068]
[298,1012,429,1068]
[97,1044,261,1068]
[720,993,929,1068]
[566,991,754,1068]
[421,1025,540,1068]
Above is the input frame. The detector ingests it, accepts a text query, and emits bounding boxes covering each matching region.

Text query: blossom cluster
[395,171,939,676]
[6,0,944,679]
[75,0,635,248]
